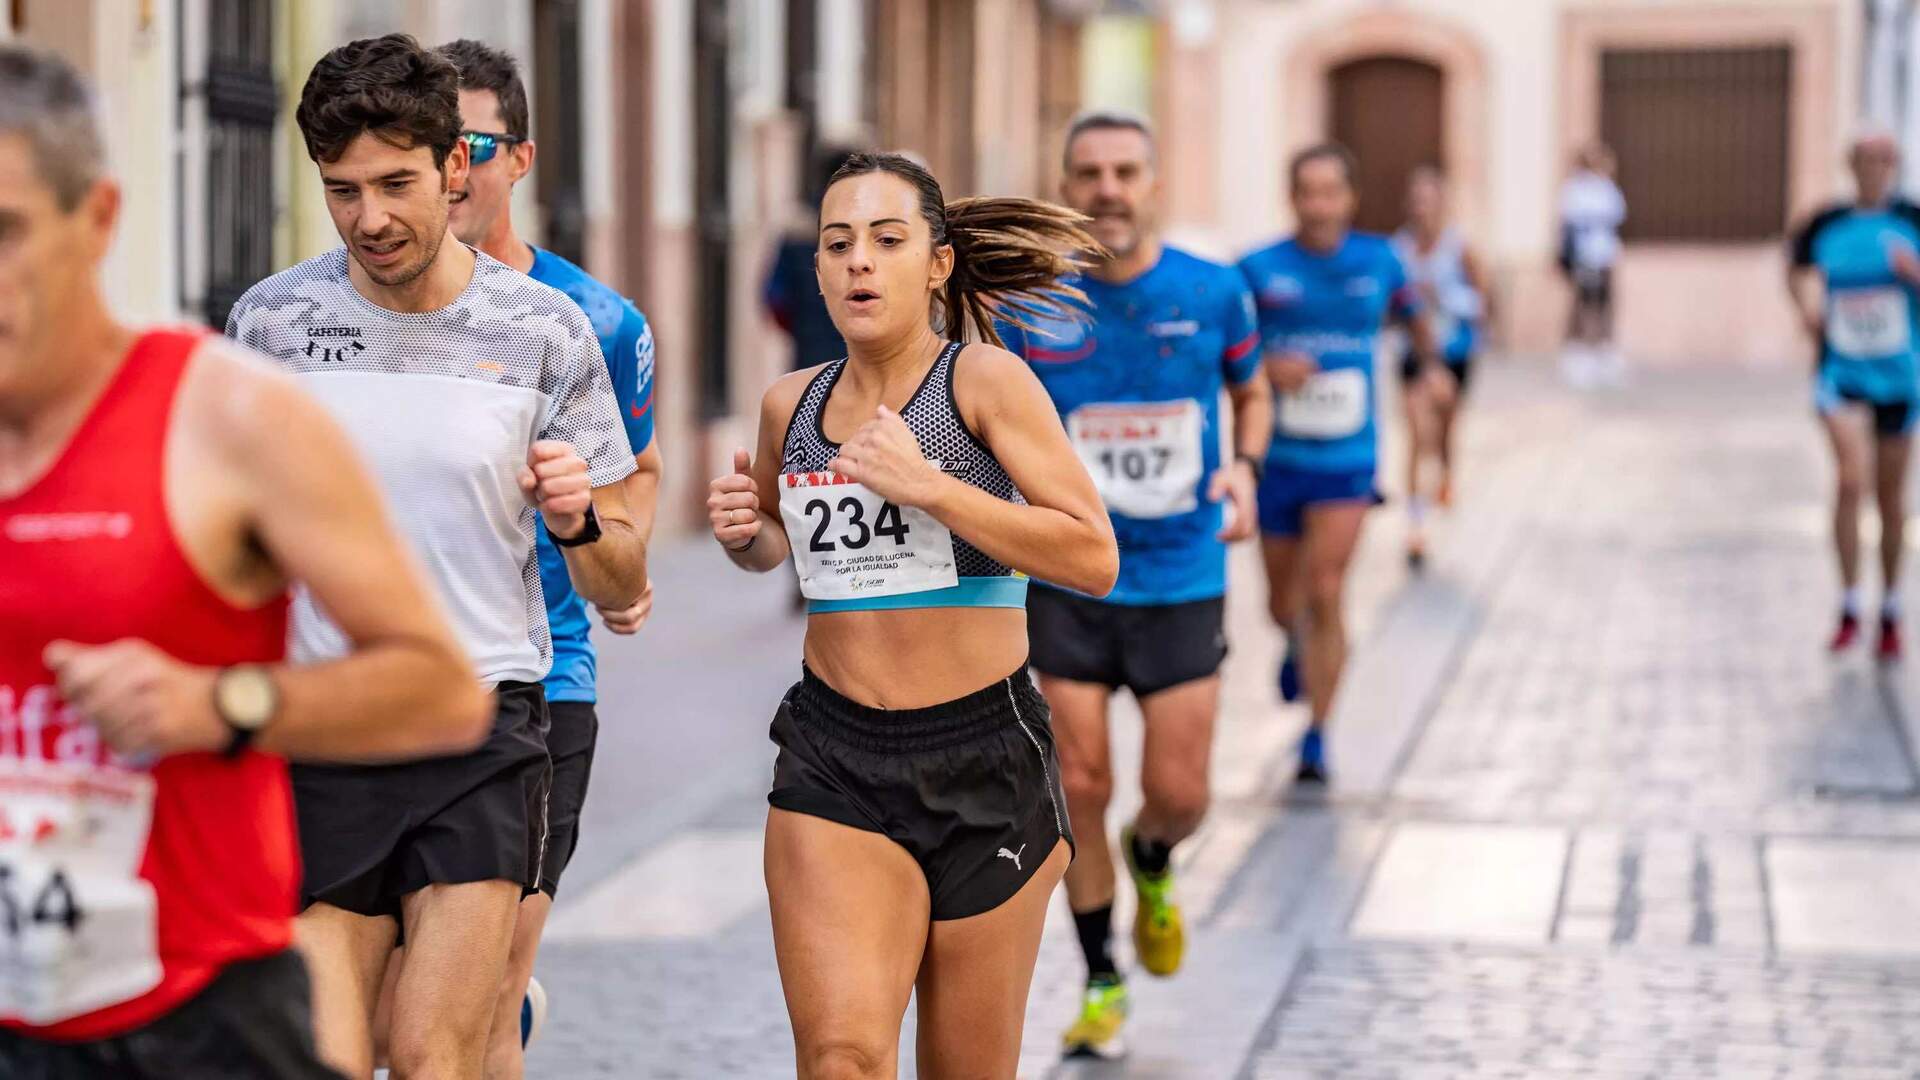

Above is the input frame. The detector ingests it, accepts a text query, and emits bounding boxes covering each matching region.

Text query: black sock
[1130,831,1173,876]
[1072,904,1121,982]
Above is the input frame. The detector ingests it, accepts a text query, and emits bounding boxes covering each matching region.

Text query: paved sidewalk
[528,360,1920,1078]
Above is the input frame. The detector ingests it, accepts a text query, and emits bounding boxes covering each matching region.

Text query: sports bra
[778,341,1028,613]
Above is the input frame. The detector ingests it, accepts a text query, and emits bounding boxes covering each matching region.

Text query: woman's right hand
[709,448,763,552]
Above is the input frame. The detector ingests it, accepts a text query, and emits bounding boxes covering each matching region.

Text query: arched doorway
[1329,56,1444,233]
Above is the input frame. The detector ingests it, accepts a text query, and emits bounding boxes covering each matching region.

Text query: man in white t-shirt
[1558,142,1627,385]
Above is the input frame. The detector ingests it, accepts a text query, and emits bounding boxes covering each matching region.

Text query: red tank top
[0,328,295,1041]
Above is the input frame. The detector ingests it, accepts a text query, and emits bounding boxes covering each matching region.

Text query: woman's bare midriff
[801,606,1030,709]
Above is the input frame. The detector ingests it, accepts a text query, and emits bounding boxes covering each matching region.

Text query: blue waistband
[807,575,1030,614]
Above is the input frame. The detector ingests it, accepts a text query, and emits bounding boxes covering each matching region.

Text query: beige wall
[1210,0,1856,364]
[15,0,181,323]
[282,0,541,269]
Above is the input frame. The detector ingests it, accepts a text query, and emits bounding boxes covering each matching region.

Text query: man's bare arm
[593,441,663,633]
[210,344,491,761]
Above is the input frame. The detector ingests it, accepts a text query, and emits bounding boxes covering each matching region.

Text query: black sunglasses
[461,131,526,166]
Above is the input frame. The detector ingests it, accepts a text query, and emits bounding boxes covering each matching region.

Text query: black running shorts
[1400,353,1475,393]
[1574,266,1613,307]
[294,681,552,919]
[538,700,600,898]
[1027,587,1228,699]
[768,666,1073,921]
[0,951,342,1080]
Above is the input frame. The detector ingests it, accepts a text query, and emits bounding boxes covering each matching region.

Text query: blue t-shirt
[1237,233,1415,474]
[528,247,656,703]
[1791,201,1920,404]
[1001,246,1260,606]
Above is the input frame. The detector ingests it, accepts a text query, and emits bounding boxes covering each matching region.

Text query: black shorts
[1400,353,1474,393]
[1027,587,1227,699]
[294,681,552,919]
[1573,267,1612,307]
[1822,383,1920,437]
[538,700,599,898]
[768,666,1073,921]
[0,951,342,1079]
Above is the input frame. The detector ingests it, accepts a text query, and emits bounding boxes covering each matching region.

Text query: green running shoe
[1061,976,1130,1059]
[1122,825,1185,977]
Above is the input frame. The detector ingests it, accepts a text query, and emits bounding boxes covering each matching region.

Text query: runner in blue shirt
[1788,129,1920,661]
[764,147,855,372]
[1001,112,1271,1060]
[1238,143,1443,786]
[439,40,662,1073]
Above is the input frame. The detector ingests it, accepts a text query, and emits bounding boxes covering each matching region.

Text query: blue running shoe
[521,976,547,1050]
[1296,728,1327,784]
[1278,649,1302,703]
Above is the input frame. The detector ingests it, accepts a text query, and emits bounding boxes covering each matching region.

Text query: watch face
[217,667,278,731]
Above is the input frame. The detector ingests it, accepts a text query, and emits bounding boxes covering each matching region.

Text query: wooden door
[1329,57,1444,234]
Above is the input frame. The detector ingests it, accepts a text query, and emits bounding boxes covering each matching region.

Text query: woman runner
[707,152,1118,1077]
[1393,166,1490,568]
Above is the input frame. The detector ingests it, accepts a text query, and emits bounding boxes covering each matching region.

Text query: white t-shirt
[227,249,638,685]
[1560,170,1627,271]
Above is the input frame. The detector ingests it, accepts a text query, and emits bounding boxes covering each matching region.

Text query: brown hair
[437,39,530,141]
[1062,108,1156,171]
[824,151,1103,348]
[1289,141,1359,190]
[296,33,462,168]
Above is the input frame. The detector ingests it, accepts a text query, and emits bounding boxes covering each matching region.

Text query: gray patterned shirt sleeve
[539,305,638,489]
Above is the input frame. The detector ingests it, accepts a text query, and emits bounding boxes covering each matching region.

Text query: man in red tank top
[0,45,490,1078]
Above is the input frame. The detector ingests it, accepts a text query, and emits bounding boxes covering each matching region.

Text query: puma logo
[997,844,1026,871]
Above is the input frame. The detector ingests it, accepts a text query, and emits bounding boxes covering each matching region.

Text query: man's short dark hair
[1062,109,1156,171]
[296,33,462,168]
[437,39,530,141]
[1290,141,1359,190]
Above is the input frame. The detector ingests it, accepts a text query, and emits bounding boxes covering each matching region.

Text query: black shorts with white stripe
[767,665,1073,920]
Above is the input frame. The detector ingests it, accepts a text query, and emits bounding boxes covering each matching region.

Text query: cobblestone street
[528,360,1920,1078]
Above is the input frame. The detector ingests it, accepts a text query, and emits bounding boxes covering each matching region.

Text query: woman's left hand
[829,406,945,509]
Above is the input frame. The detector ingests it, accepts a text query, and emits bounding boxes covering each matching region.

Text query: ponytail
[824,152,1105,349]
[940,195,1102,348]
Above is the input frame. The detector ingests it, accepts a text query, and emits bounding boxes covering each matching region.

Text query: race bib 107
[1068,399,1205,520]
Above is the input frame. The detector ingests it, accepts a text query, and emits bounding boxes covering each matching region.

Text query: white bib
[1829,287,1912,359]
[0,760,161,1025]
[1278,368,1369,440]
[1068,399,1205,520]
[780,472,959,601]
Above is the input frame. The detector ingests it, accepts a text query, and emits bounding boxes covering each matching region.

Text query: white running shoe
[1561,345,1596,389]
[521,976,548,1050]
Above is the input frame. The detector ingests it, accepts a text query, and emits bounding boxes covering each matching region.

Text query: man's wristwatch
[550,505,603,547]
[213,664,279,758]
[1234,453,1266,483]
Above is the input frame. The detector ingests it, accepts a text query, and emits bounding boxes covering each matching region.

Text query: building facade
[1176,0,1863,364]
[1,0,1891,529]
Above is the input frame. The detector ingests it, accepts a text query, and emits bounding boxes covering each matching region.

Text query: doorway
[1329,56,1444,234]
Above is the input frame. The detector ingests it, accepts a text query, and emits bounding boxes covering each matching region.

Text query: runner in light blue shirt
[1788,129,1920,661]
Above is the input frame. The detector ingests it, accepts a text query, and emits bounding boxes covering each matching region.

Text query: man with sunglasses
[435,39,663,1079]
[229,36,648,1078]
